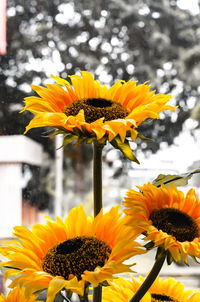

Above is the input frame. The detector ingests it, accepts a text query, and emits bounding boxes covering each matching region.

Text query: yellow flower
[149,276,198,302]
[102,276,151,302]
[22,71,175,144]
[189,292,200,302]
[0,287,41,302]
[103,275,199,302]
[123,183,200,264]
[0,205,143,302]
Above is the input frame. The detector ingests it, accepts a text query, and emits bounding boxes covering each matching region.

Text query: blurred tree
[1,0,200,153]
[1,0,200,209]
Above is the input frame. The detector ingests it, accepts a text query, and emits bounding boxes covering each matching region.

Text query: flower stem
[93,142,103,217]
[79,284,89,302]
[93,142,104,302]
[93,285,102,302]
[129,251,166,302]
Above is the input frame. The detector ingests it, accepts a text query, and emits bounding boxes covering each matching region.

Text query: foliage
[152,168,200,188]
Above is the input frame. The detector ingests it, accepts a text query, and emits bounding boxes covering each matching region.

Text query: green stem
[93,285,102,302]
[129,252,166,302]
[93,142,103,302]
[93,142,103,217]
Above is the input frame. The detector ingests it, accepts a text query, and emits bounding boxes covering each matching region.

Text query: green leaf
[152,169,200,188]
[110,136,140,164]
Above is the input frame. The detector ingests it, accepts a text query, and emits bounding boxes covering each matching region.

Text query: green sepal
[74,136,87,146]
[48,127,108,148]
[125,130,132,138]
[152,169,200,188]
[80,125,91,136]
[144,241,155,250]
[155,246,166,261]
[142,231,147,236]
[137,133,154,142]
[110,136,140,164]
[4,266,21,270]
[72,127,84,136]
[99,280,110,287]
[126,130,153,141]
[139,118,153,126]
[86,137,96,144]
[190,255,200,264]
[97,136,108,145]
[52,126,70,133]
[166,250,174,265]
[74,135,105,146]
[183,256,189,266]
[48,129,65,136]
[59,134,78,148]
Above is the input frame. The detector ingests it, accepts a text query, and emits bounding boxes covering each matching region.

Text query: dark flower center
[150,208,199,242]
[64,98,129,123]
[42,236,111,280]
[151,293,178,301]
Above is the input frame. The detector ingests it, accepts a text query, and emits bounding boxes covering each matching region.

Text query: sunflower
[103,275,199,302]
[0,287,41,302]
[189,292,200,302]
[0,205,143,302]
[102,276,151,302]
[149,276,199,302]
[22,71,175,146]
[123,183,200,264]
